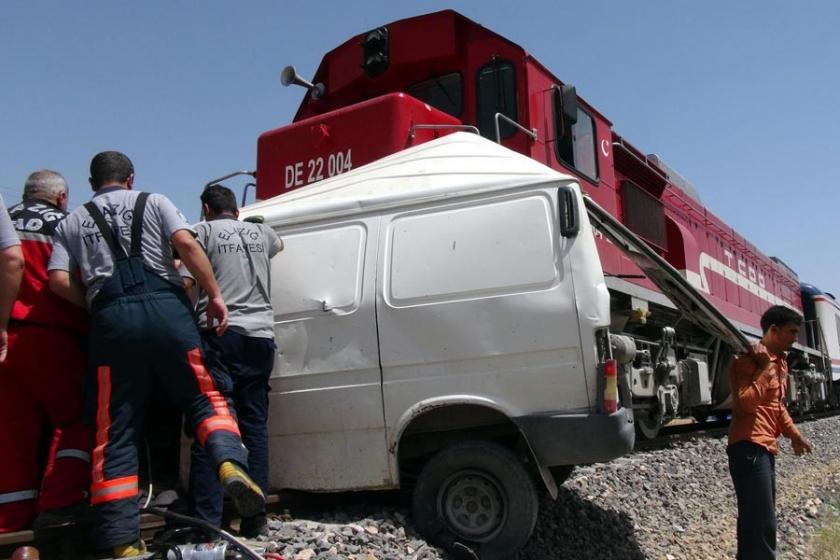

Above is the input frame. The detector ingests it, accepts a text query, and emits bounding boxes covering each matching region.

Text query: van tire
[411,440,539,560]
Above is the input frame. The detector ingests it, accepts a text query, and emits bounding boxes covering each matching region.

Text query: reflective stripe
[92,366,112,484]
[16,231,54,244]
[55,449,92,462]
[187,348,215,394]
[90,476,138,505]
[195,416,241,446]
[208,391,231,417]
[0,490,38,505]
[187,348,239,444]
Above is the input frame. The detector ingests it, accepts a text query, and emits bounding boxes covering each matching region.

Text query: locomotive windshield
[406,73,463,117]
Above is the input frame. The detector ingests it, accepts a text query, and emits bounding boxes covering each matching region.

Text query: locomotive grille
[621,180,667,250]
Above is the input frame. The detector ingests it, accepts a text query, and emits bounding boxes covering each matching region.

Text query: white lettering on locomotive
[285,149,353,189]
[691,252,791,308]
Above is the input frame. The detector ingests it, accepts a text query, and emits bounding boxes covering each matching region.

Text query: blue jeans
[189,330,275,525]
[728,441,776,560]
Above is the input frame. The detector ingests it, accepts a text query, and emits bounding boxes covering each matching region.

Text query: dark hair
[201,184,238,215]
[90,151,134,189]
[760,305,802,333]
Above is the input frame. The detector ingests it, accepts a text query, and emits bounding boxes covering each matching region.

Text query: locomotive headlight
[361,26,389,77]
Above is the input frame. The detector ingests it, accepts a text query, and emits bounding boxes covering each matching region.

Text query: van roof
[240,132,574,225]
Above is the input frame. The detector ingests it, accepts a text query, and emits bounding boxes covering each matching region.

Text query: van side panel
[266,219,392,490]
[377,189,590,466]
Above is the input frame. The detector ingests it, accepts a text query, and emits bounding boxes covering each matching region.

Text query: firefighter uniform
[49,188,252,549]
[0,198,90,533]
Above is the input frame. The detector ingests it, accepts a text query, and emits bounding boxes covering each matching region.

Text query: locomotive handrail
[203,169,256,192]
[494,112,537,143]
[409,123,480,138]
[241,182,256,207]
[201,170,257,218]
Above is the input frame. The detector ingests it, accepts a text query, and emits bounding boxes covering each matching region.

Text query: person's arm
[778,379,813,455]
[48,270,88,309]
[47,227,87,309]
[264,225,284,258]
[0,245,24,362]
[730,352,776,414]
[177,259,198,306]
[171,229,227,335]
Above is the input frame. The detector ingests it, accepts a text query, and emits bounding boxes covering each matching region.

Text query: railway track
[634,407,840,453]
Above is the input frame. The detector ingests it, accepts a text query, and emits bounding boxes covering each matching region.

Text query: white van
[238,132,635,558]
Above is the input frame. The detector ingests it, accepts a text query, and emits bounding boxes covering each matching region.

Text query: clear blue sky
[2,1,838,292]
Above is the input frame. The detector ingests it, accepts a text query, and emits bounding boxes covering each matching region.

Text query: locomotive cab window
[407,73,463,117]
[554,91,599,181]
[476,59,517,140]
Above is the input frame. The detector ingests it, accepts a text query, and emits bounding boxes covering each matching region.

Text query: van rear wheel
[411,440,539,560]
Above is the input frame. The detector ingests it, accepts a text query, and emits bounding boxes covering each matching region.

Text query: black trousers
[728,441,776,560]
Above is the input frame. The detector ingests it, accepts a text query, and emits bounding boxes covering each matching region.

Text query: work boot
[218,461,265,518]
[112,540,146,558]
[239,514,269,538]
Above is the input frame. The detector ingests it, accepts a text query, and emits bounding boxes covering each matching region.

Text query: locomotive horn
[280,65,325,99]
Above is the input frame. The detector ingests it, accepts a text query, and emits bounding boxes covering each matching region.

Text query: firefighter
[0,172,92,533]
[47,152,264,557]
[185,185,283,536]
[0,193,24,362]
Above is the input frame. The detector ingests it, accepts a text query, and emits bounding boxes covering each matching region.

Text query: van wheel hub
[438,470,506,541]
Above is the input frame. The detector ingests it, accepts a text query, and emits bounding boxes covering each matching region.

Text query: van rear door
[376,188,590,452]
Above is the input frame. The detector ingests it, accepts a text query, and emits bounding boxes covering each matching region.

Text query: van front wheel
[411,440,539,560]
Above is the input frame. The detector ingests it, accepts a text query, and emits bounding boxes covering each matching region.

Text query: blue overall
[83,193,247,549]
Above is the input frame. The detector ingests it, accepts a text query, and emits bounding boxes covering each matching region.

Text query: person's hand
[792,435,812,456]
[750,346,772,369]
[0,329,7,363]
[206,295,228,336]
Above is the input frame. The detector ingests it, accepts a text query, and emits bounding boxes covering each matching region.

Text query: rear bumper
[514,407,635,466]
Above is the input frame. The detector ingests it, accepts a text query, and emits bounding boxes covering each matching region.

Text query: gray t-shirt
[48,188,194,306]
[190,218,283,339]
[0,194,21,250]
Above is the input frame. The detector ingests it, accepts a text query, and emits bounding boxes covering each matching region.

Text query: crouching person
[48,152,265,557]
[186,185,282,537]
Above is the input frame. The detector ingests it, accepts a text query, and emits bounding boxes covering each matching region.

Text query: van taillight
[603,359,618,413]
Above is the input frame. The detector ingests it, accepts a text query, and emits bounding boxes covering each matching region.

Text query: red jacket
[7,199,88,335]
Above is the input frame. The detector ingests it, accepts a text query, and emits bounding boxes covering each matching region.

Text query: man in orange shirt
[728,305,813,559]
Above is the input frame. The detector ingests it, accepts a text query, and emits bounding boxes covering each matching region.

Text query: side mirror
[560,84,578,126]
[558,185,580,237]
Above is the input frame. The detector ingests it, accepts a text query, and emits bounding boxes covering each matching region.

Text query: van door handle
[558,185,580,237]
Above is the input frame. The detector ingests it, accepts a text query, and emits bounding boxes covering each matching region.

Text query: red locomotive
[244,10,839,437]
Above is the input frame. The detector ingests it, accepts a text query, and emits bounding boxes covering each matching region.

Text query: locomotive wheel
[411,440,539,560]
[634,409,663,439]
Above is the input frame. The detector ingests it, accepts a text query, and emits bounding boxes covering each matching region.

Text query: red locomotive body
[252,10,832,436]
[256,10,799,337]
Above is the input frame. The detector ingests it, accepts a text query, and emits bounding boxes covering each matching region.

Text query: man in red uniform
[728,305,814,559]
[0,170,92,532]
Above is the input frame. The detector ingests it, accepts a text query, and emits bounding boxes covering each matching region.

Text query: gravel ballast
[250,415,840,559]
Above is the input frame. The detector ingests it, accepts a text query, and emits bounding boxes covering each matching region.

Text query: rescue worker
[48,152,264,557]
[0,172,91,533]
[728,305,813,559]
[185,185,282,537]
[0,193,24,362]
